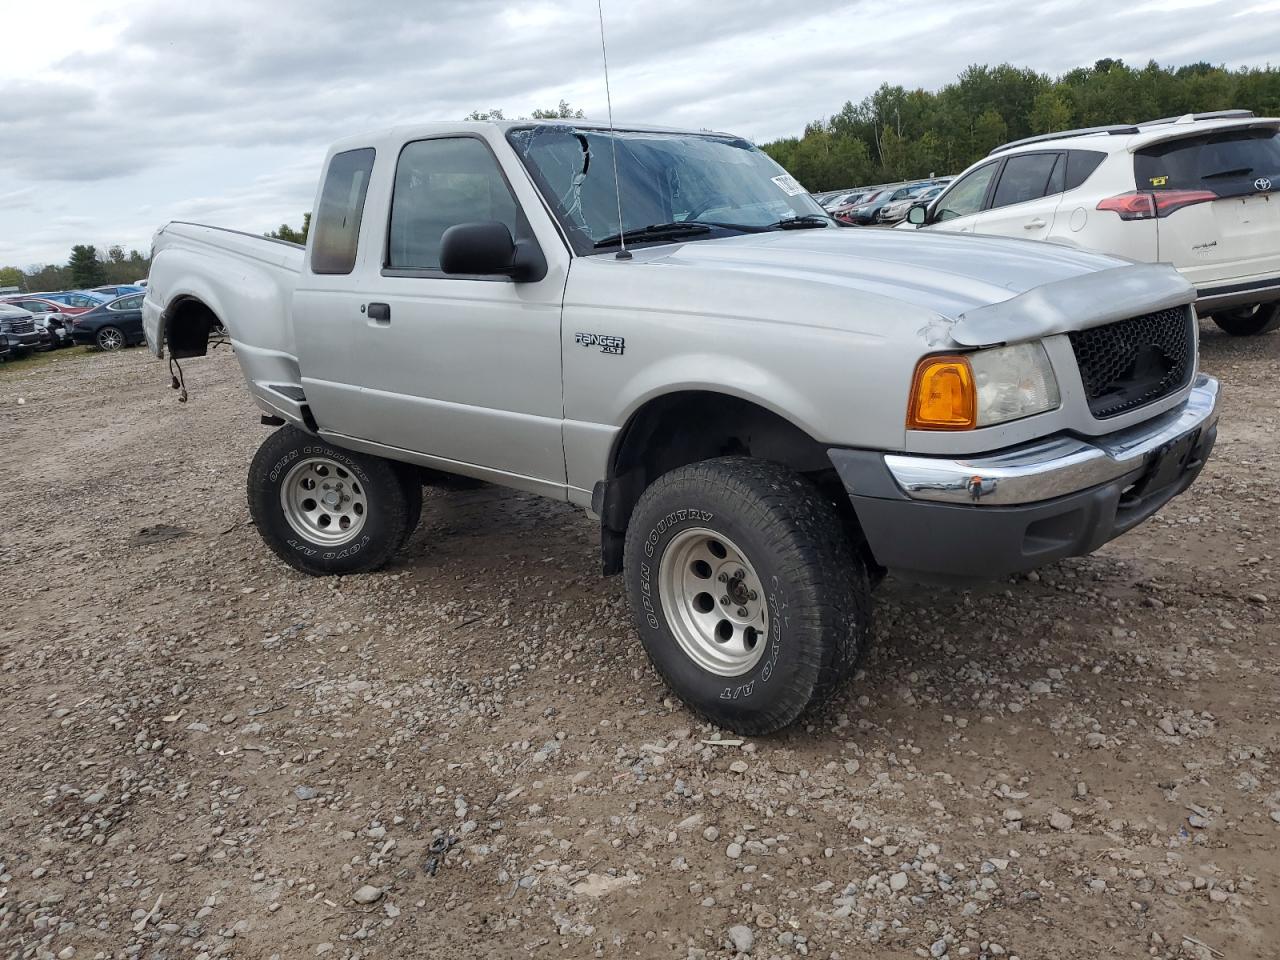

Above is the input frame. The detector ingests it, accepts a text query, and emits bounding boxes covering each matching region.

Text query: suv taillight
[1097,190,1218,220]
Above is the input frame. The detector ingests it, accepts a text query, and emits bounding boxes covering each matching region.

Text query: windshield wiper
[1201,166,1253,179]
[593,220,762,248]
[770,214,831,230]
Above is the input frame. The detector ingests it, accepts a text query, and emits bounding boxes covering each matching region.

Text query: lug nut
[748,590,758,600]
[718,572,728,582]
[736,607,748,617]
[720,596,730,605]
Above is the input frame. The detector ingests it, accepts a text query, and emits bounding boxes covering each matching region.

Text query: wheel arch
[163,294,224,359]
[594,389,868,575]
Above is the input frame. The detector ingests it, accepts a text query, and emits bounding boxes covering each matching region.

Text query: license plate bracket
[1133,428,1200,498]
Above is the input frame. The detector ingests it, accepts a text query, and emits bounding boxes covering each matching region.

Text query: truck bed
[143,221,310,424]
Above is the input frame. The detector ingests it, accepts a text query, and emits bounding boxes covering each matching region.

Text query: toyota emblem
[1256,177,1273,192]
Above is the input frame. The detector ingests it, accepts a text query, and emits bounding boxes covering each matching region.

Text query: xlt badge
[575,332,625,355]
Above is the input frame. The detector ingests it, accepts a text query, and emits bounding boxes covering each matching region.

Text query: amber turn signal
[907,355,976,430]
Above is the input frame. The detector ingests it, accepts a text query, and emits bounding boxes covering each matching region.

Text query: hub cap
[279,457,367,546]
[659,527,768,677]
[98,328,124,350]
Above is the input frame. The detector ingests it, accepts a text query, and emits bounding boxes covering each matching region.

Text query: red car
[830,189,889,225]
[1,296,83,347]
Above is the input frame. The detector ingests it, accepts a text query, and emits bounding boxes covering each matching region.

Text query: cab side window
[312,147,376,275]
[386,137,525,275]
[934,163,998,221]
[989,153,1063,210]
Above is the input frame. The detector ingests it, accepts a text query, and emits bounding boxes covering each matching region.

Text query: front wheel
[247,426,417,575]
[1211,303,1280,336]
[623,457,871,735]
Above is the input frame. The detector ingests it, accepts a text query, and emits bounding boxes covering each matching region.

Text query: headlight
[907,343,1060,430]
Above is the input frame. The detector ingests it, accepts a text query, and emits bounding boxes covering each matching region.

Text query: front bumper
[831,375,1219,578]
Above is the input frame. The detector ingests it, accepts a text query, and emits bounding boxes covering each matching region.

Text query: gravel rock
[1050,811,1074,831]
[727,924,754,953]
[352,885,384,904]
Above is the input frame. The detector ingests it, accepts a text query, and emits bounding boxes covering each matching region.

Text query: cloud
[0,0,1267,265]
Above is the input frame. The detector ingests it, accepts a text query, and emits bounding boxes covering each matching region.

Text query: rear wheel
[623,457,871,735]
[96,326,126,350]
[248,426,415,575]
[1211,303,1280,336]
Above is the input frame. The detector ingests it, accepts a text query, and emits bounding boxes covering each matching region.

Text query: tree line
[1,245,152,294]
[760,59,1280,191]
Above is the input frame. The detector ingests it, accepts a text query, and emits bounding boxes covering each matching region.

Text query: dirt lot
[1,326,1278,960]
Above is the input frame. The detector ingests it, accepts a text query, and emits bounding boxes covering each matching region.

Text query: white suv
[904,110,1280,336]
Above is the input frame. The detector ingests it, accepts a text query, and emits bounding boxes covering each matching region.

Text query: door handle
[1024,218,1047,229]
[366,302,391,322]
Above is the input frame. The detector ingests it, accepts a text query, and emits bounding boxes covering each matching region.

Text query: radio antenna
[596,0,631,260]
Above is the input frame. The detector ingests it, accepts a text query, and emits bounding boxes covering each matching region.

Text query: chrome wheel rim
[98,328,123,350]
[659,527,768,677]
[279,457,368,546]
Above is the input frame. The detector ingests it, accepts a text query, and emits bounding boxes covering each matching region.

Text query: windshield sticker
[1149,175,1169,187]
[771,173,806,196]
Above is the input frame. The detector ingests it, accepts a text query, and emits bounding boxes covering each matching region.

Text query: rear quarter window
[1064,150,1106,190]
[312,147,376,275]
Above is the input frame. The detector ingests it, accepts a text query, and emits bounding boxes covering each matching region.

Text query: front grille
[1069,306,1194,419]
[8,319,34,335]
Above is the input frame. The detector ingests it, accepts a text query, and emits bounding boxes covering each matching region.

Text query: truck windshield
[508,125,831,254]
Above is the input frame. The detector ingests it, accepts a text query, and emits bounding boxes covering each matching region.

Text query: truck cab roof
[327,119,739,155]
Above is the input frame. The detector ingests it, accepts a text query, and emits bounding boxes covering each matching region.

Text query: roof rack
[988,125,1138,156]
[987,109,1258,156]
[1138,109,1255,128]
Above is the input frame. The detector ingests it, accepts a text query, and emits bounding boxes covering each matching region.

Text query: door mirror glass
[907,204,928,226]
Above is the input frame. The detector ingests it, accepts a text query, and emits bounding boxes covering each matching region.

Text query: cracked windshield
[508,126,832,253]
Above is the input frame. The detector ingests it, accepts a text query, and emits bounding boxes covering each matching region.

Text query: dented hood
[950,262,1194,346]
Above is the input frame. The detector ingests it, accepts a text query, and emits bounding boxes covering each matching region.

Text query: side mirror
[439,221,545,282]
[906,204,928,226]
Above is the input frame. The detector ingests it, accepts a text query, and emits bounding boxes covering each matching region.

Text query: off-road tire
[395,466,424,550]
[248,426,413,576]
[623,456,871,735]
[1211,303,1280,336]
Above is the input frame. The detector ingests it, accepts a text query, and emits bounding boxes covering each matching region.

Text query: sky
[1,0,1276,269]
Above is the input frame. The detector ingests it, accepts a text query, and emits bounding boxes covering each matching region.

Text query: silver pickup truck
[143,120,1219,734]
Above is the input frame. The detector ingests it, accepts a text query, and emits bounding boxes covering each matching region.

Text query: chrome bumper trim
[884,375,1219,505]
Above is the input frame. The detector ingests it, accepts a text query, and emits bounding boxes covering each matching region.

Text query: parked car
[879,184,944,223]
[0,303,45,356]
[143,119,1217,734]
[2,296,76,347]
[0,332,10,361]
[821,191,865,212]
[92,284,145,297]
[843,183,932,224]
[831,189,889,223]
[70,293,146,350]
[40,290,111,310]
[904,110,1280,335]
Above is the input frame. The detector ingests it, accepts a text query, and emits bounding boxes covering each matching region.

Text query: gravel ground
[1,324,1277,960]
